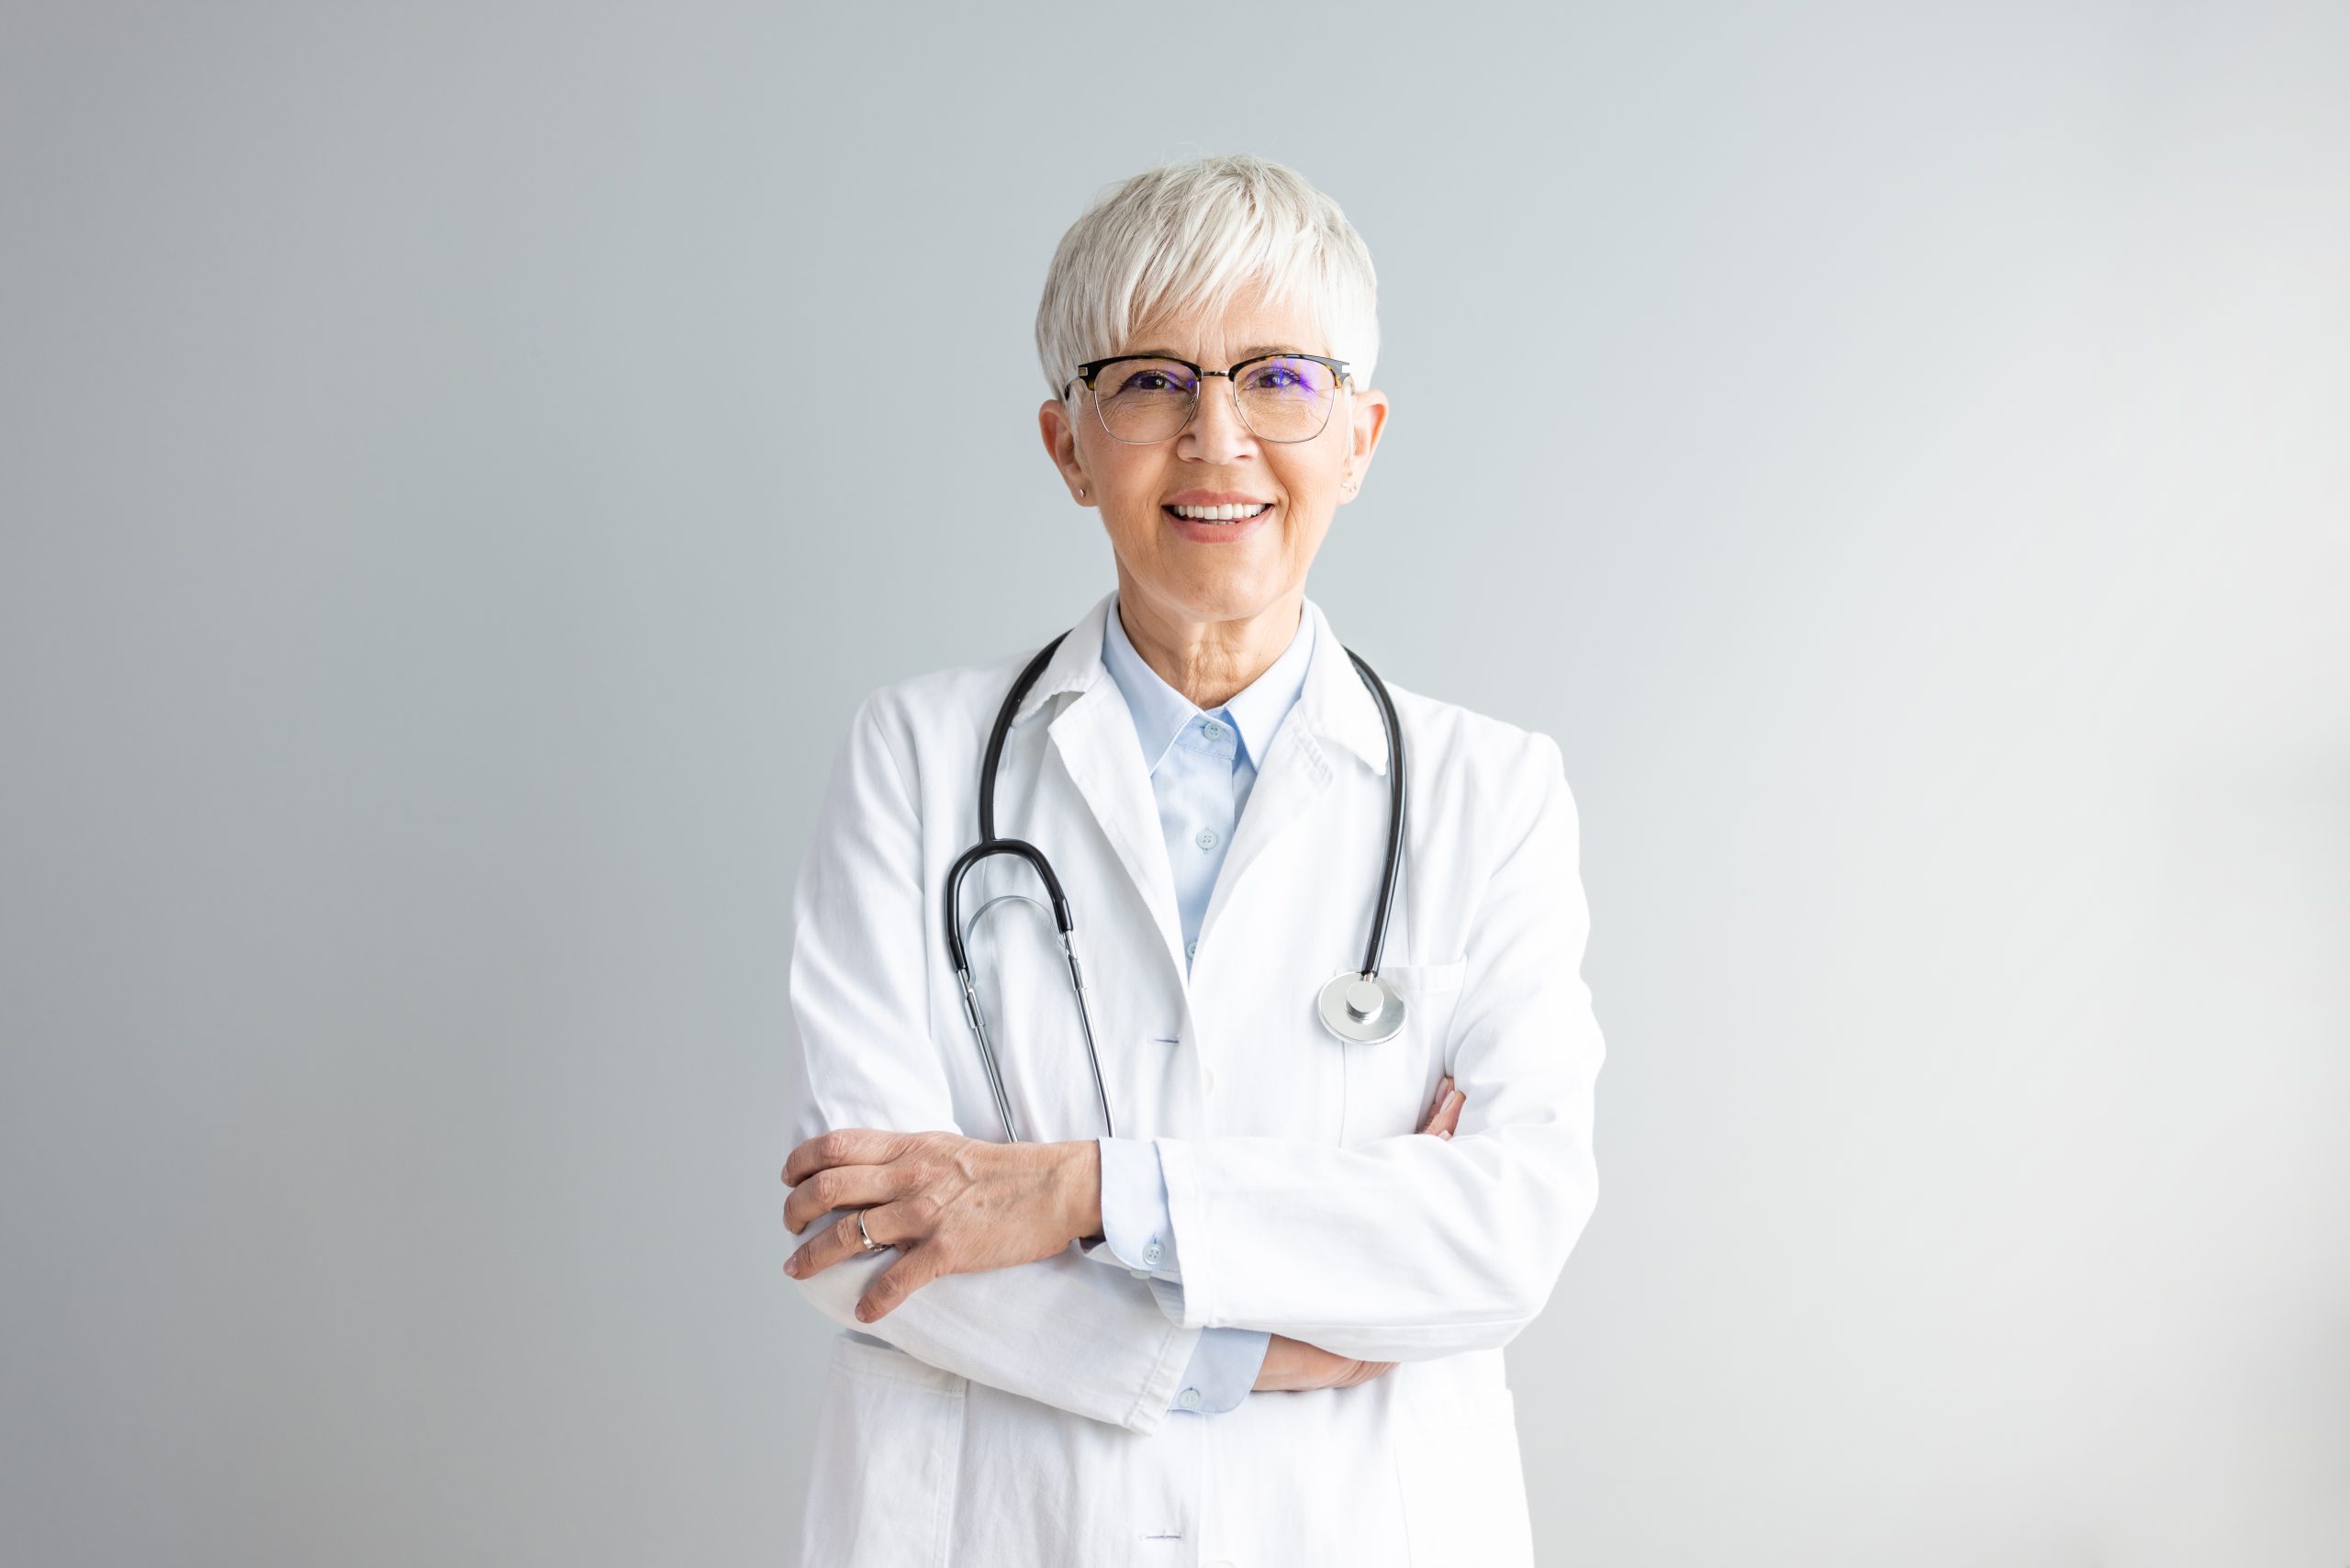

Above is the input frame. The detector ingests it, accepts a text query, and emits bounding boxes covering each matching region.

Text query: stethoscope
[943,624,1409,1144]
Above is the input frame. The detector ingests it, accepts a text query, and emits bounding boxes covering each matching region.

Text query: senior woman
[778,153,1604,1567]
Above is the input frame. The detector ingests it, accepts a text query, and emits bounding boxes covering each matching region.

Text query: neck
[1113,576,1304,711]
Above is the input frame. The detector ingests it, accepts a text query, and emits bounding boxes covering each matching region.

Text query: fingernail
[1447,1089,1465,1110]
[1438,1129,1452,1141]
[784,1255,801,1277]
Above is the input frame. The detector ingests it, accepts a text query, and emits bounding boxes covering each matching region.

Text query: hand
[1419,1072,1466,1140]
[1253,1074,1467,1392]
[1254,1332,1397,1391]
[780,1129,1100,1323]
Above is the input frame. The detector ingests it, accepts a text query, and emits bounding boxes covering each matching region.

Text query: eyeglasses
[1062,352,1350,444]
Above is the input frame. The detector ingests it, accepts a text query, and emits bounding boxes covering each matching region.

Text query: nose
[1176,372,1258,465]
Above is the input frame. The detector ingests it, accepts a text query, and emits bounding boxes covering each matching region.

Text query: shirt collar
[1101,590,1315,776]
[1008,588,1390,779]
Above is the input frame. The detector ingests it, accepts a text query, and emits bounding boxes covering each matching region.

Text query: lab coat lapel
[1196,597,1392,952]
[1008,591,1189,985]
[1046,683,1189,983]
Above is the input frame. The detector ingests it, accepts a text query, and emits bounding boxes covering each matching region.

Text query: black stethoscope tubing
[944,625,1407,1143]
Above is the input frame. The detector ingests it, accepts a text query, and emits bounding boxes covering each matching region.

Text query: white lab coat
[780,588,1605,1568]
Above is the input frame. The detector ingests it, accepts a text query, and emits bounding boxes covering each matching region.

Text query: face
[1038,285,1389,631]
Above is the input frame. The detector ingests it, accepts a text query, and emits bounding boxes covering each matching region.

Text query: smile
[1164,502,1271,523]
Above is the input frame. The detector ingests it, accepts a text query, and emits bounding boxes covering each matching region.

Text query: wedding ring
[856,1211,884,1252]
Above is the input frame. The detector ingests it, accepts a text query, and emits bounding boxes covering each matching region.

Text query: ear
[1337,386,1390,502]
[1038,397,1091,504]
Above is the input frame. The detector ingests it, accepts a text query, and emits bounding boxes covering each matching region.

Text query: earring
[1078,486,1087,498]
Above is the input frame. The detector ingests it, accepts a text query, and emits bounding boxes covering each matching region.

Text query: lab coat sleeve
[1147,732,1605,1361]
[780,690,1205,1435]
[1096,1137,1269,1413]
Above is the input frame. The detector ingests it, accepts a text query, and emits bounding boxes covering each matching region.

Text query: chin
[1169,572,1289,618]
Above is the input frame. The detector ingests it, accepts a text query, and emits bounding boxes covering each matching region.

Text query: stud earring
[1077,486,1086,499]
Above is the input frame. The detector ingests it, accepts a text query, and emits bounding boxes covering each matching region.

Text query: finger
[1424,1086,1466,1138]
[784,1127,915,1187]
[856,1237,948,1323]
[783,1162,905,1236]
[784,1204,899,1282]
[1417,1075,1455,1133]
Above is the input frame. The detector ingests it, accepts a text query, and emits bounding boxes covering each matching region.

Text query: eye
[1104,362,1195,396]
[1240,358,1323,393]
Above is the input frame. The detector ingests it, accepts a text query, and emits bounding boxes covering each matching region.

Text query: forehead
[1117,280,1326,361]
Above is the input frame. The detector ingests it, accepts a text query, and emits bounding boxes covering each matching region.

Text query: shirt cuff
[1095,1136,1181,1281]
[1169,1327,1270,1416]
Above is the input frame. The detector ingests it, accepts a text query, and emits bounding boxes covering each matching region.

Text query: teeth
[1170,503,1270,521]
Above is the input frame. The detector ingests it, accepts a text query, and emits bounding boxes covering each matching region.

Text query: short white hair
[1034,152,1381,396]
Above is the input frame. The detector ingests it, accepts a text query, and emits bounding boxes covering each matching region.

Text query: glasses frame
[1061,352,1352,445]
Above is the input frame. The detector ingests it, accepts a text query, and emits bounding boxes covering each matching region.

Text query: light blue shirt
[1093,591,1313,1415]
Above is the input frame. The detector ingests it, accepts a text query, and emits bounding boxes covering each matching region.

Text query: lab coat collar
[1009,588,1391,778]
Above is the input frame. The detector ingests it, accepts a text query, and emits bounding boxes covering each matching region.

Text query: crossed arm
[777,691,1602,1434]
[781,1076,1471,1406]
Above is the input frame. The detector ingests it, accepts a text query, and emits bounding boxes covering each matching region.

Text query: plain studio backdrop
[2,4,2344,1564]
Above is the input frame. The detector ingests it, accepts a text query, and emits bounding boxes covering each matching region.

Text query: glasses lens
[1091,358,1198,442]
[1236,356,1340,442]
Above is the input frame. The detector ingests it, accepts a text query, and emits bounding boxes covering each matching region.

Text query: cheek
[1274,449,1345,508]
[1097,455,1168,513]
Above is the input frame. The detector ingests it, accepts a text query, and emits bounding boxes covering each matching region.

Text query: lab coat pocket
[797,1334,967,1568]
[1391,1385,1536,1568]
[1338,958,1468,1146]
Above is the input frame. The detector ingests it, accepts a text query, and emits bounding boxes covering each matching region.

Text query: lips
[1165,502,1271,523]
[1161,500,1275,543]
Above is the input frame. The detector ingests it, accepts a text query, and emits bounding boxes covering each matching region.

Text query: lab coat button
[1177,1386,1203,1409]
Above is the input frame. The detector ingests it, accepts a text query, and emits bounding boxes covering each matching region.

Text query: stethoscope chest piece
[1318,969,1408,1045]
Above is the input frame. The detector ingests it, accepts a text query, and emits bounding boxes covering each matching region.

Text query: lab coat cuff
[1144,1273,1188,1325]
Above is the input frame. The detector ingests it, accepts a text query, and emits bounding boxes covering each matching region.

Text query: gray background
[3,3,2344,1564]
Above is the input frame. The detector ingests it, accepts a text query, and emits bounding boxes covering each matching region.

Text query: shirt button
[1196,827,1219,850]
[1202,720,1224,741]
[1143,1238,1164,1266]
[1178,1386,1203,1409]
[1186,939,1198,958]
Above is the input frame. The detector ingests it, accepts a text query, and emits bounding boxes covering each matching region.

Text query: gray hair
[1034,152,1381,397]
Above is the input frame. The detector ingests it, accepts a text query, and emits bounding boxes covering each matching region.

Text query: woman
[778,153,1604,1567]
